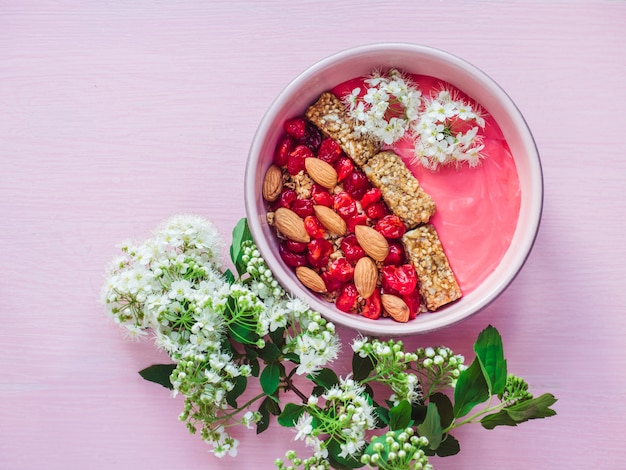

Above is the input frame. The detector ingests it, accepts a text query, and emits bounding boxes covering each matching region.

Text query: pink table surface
[2,1,625,469]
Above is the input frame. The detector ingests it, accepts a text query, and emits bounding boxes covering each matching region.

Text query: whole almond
[274,207,310,243]
[381,294,410,323]
[313,205,347,236]
[305,157,338,189]
[262,164,283,202]
[355,225,389,262]
[296,266,327,293]
[354,256,378,298]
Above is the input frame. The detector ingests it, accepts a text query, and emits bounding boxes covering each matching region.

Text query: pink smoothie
[332,75,521,295]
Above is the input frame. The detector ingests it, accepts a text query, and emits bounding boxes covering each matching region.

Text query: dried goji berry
[361,289,382,320]
[360,187,382,209]
[333,192,358,220]
[278,188,297,209]
[346,213,368,233]
[326,258,354,284]
[283,117,307,140]
[317,138,343,164]
[383,241,407,266]
[287,145,313,175]
[336,282,359,312]
[365,201,390,220]
[273,135,295,167]
[311,183,333,207]
[279,243,307,267]
[334,156,354,182]
[291,198,314,218]
[343,170,370,200]
[307,238,333,268]
[375,215,406,239]
[381,264,418,296]
[341,234,366,263]
[304,215,326,239]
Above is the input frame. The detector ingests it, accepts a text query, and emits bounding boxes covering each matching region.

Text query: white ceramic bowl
[244,43,542,336]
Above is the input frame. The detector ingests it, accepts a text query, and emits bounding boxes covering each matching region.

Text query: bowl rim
[245,42,543,336]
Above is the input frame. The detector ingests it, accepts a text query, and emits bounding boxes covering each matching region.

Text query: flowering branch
[101,215,557,469]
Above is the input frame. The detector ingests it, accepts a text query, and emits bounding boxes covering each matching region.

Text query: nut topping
[354,256,378,299]
[305,157,338,189]
[274,207,310,243]
[313,205,347,236]
[262,165,283,202]
[296,266,327,293]
[354,225,389,262]
[381,294,410,323]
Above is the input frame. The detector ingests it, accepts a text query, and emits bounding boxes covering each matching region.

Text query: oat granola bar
[402,224,462,311]
[363,151,436,228]
[305,92,380,167]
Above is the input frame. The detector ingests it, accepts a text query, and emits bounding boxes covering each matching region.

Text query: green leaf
[435,433,460,457]
[309,368,339,390]
[453,357,490,418]
[352,352,375,382]
[258,342,282,362]
[374,406,389,427]
[417,402,443,450]
[138,364,176,390]
[430,392,454,429]
[505,393,558,422]
[230,218,253,277]
[481,393,558,429]
[277,403,305,427]
[260,362,281,396]
[389,399,412,431]
[228,321,259,345]
[223,268,236,285]
[474,325,507,396]
[269,326,286,349]
[480,409,518,429]
[225,375,247,408]
[257,395,281,434]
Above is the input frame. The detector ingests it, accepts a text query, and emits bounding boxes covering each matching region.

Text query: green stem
[443,396,505,433]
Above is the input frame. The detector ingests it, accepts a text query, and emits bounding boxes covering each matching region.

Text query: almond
[305,157,338,189]
[313,205,347,236]
[274,207,310,243]
[354,256,378,298]
[381,294,410,323]
[354,225,389,262]
[262,164,283,202]
[296,266,327,293]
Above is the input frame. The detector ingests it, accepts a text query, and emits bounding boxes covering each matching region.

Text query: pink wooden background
[2,1,625,469]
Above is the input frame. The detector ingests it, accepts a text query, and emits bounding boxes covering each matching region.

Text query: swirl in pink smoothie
[332,75,521,294]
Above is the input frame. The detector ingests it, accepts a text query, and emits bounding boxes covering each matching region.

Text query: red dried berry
[383,241,407,266]
[402,289,421,320]
[343,170,370,200]
[287,145,313,175]
[375,215,407,239]
[335,156,355,182]
[321,270,343,292]
[291,198,314,218]
[365,201,390,220]
[360,187,382,209]
[317,138,343,164]
[307,238,333,269]
[333,192,358,220]
[336,282,359,312]
[284,117,307,139]
[311,183,334,207]
[273,135,295,167]
[381,264,418,296]
[278,188,297,209]
[279,243,307,267]
[346,213,368,233]
[361,289,382,320]
[341,234,366,263]
[301,123,323,151]
[304,215,326,239]
[285,240,308,253]
[326,258,354,284]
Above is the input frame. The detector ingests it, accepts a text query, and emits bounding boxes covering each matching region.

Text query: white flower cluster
[295,377,378,461]
[361,428,433,470]
[344,69,486,170]
[101,215,340,458]
[416,346,467,390]
[351,337,422,406]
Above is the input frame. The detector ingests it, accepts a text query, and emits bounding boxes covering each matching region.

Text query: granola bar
[402,224,462,311]
[305,92,380,167]
[363,151,436,228]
